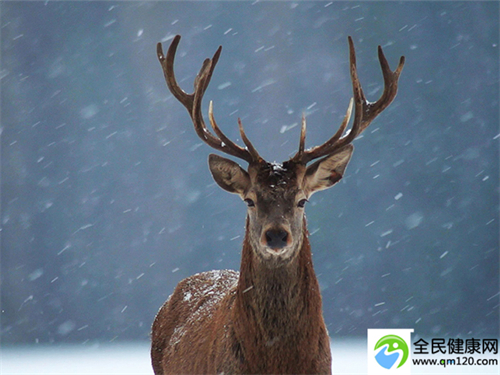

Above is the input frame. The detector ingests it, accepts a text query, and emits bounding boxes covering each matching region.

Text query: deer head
[157,35,404,268]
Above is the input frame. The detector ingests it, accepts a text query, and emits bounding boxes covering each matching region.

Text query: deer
[151,34,404,375]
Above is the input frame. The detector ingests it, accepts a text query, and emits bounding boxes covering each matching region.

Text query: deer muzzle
[262,227,292,251]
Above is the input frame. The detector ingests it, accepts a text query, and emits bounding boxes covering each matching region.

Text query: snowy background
[1,1,498,373]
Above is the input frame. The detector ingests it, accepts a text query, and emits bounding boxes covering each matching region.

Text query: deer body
[152,223,331,374]
[152,35,404,374]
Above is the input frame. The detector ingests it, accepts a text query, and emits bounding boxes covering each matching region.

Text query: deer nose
[265,229,289,250]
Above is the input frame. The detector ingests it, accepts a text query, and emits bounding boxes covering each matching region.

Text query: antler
[157,35,262,164]
[293,36,405,164]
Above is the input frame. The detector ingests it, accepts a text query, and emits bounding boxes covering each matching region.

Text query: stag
[151,35,404,374]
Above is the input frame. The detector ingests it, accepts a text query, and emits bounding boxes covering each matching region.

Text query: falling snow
[2,0,497,354]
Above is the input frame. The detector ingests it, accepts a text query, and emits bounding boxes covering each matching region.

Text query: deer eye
[244,198,255,207]
[297,199,308,208]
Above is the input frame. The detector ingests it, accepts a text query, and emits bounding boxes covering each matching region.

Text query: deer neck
[234,217,323,341]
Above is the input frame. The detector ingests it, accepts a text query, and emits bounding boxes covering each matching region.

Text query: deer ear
[208,154,250,195]
[303,144,353,196]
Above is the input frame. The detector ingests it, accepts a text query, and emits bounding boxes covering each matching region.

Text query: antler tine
[325,36,365,150]
[361,44,405,131]
[296,98,353,164]
[237,118,262,162]
[157,36,192,109]
[157,35,256,164]
[297,114,307,159]
[208,102,260,163]
[296,36,404,165]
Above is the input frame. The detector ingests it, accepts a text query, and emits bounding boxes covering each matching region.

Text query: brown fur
[151,220,331,374]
